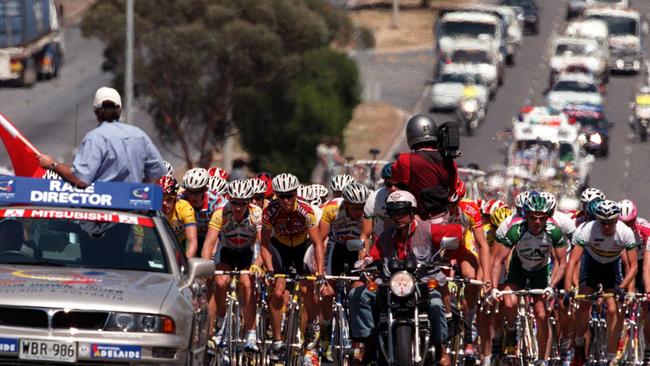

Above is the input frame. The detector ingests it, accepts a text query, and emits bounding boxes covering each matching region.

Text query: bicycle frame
[613,294,648,365]
[325,275,359,366]
[214,269,252,366]
[446,276,484,366]
[573,290,613,366]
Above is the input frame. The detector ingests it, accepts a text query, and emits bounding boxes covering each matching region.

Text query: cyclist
[157,176,197,257]
[360,163,398,256]
[260,173,325,358]
[317,182,370,360]
[541,192,576,239]
[566,199,637,362]
[350,190,459,365]
[163,160,174,177]
[329,174,355,199]
[202,179,265,353]
[491,193,568,361]
[574,187,606,226]
[256,172,274,200]
[208,166,229,181]
[207,174,229,212]
[310,184,329,206]
[250,178,270,209]
[180,168,213,257]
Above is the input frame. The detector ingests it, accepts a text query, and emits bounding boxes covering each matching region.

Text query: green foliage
[80,0,359,170]
[238,48,360,180]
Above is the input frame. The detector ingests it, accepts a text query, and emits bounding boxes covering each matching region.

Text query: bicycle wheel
[332,305,351,366]
[256,301,269,366]
[284,303,301,366]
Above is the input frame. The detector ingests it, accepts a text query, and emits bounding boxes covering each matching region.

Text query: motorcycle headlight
[389,271,416,298]
[105,312,176,334]
[461,99,479,113]
[636,107,650,119]
[577,133,587,145]
[589,133,602,145]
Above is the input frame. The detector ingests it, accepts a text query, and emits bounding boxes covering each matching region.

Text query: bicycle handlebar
[325,275,361,281]
[446,277,485,286]
[214,270,251,276]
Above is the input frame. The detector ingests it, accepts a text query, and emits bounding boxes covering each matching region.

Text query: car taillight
[10,58,23,73]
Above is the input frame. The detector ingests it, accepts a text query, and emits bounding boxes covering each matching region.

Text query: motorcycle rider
[632,85,650,141]
[350,190,461,366]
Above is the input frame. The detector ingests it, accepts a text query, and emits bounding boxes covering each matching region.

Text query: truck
[0,0,64,87]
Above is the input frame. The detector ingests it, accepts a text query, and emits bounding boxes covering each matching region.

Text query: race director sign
[0,177,162,211]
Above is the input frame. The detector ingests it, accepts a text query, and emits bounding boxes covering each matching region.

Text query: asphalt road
[355,0,650,218]
[0,26,165,168]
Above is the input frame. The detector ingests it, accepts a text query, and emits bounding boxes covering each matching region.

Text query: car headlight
[589,133,602,145]
[105,312,176,334]
[616,59,624,68]
[461,99,479,113]
[578,133,587,145]
[389,271,416,298]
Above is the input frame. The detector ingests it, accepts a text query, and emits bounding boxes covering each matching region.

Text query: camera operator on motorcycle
[391,114,459,222]
[631,85,650,142]
[350,190,462,366]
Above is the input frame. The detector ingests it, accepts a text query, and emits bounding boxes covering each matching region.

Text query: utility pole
[125,0,134,123]
[390,0,399,29]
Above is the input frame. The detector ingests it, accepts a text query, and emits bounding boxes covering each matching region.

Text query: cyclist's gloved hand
[615,286,626,301]
[354,257,373,269]
[543,286,554,298]
[488,288,501,303]
[625,292,635,304]
[249,264,265,277]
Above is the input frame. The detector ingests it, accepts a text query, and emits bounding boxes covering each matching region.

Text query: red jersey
[391,150,457,217]
[262,200,317,247]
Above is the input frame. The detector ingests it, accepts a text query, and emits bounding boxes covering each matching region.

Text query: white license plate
[19,339,77,362]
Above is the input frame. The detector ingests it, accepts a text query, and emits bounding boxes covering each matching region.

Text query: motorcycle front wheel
[394,324,414,366]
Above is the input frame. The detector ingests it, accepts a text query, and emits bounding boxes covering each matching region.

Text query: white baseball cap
[93,87,122,108]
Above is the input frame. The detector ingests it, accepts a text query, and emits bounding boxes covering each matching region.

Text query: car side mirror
[180,258,215,290]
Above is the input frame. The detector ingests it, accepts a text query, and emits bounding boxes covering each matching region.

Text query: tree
[237,48,360,179]
[81,0,358,170]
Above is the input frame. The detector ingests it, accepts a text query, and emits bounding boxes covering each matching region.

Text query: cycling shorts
[505,253,550,290]
[270,237,310,275]
[579,251,622,291]
[214,246,254,270]
[325,241,359,276]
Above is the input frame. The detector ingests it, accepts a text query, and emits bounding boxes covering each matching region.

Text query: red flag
[0,113,45,178]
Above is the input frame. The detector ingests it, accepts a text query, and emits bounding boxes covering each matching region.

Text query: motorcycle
[633,103,650,142]
[457,97,485,136]
[358,238,457,366]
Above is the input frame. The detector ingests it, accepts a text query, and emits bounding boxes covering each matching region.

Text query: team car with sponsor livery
[546,73,603,111]
[0,177,214,365]
[507,106,594,197]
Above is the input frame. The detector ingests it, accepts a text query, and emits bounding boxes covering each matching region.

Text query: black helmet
[406,114,438,149]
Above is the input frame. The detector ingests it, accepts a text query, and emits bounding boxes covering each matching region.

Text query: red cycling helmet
[208,166,229,181]
[157,176,179,195]
[448,178,466,204]
[256,172,274,199]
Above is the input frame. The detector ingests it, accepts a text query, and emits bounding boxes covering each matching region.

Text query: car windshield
[451,50,491,63]
[555,43,590,56]
[439,73,481,84]
[442,21,496,38]
[589,15,638,36]
[577,117,606,129]
[0,216,168,272]
[553,80,598,93]
[503,0,536,11]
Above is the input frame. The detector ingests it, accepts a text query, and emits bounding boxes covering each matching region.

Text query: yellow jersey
[165,199,196,248]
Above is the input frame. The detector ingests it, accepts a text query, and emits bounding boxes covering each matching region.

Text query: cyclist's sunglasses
[277,192,296,199]
[253,194,265,201]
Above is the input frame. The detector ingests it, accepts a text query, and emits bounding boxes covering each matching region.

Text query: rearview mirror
[440,236,459,251]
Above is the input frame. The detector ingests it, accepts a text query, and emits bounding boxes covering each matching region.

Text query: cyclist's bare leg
[319,280,335,326]
[301,280,318,324]
[270,278,287,341]
[605,295,620,354]
[239,274,256,331]
[533,295,550,359]
[215,263,232,320]
[207,279,217,337]
[501,283,518,324]
[460,256,480,351]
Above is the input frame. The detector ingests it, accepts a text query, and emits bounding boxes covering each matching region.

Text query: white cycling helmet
[310,184,329,198]
[250,178,268,195]
[514,191,530,209]
[594,199,620,221]
[272,173,300,193]
[580,187,605,204]
[42,170,61,180]
[329,174,355,192]
[209,175,229,195]
[163,161,174,177]
[385,190,417,211]
[183,168,210,190]
[228,180,254,200]
[297,185,316,201]
[540,192,557,211]
[342,182,371,205]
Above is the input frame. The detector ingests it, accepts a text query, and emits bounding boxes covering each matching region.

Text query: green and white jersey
[573,220,636,264]
[496,217,567,271]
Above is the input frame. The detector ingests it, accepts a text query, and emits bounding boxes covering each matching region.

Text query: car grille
[0,307,48,328]
[0,307,109,330]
